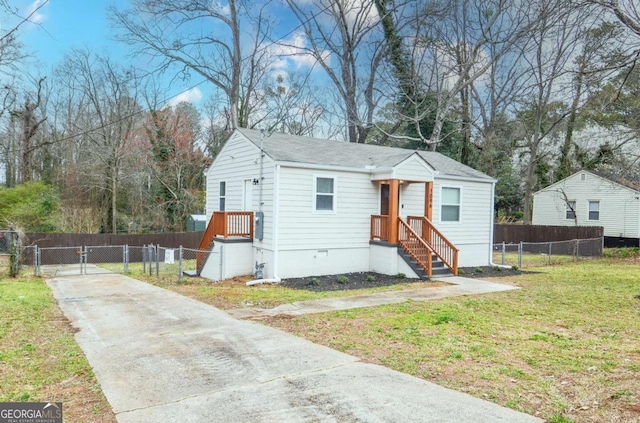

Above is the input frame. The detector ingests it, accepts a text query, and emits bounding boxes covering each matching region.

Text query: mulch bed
[280,266,529,292]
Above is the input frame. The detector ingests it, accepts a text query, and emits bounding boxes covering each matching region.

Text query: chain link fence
[26,243,216,283]
[493,237,604,268]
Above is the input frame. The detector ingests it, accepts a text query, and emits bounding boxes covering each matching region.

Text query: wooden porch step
[397,249,452,280]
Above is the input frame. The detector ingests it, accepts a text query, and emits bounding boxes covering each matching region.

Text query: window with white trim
[219,181,226,211]
[588,201,599,220]
[441,187,460,222]
[314,176,335,212]
[565,201,576,220]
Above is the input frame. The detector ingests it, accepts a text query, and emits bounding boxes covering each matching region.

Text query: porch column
[423,181,434,242]
[424,181,433,220]
[389,179,400,243]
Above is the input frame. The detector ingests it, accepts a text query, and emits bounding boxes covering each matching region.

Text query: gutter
[247,164,282,285]
[489,179,510,269]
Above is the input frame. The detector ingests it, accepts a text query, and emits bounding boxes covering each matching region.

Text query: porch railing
[398,218,433,278]
[370,215,390,241]
[407,216,458,275]
[196,211,254,271]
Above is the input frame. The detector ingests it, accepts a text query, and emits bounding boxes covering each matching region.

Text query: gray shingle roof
[236,128,492,181]
[585,169,640,191]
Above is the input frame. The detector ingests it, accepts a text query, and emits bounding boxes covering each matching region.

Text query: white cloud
[268,31,331,71]
[168,87,203,107]
[26,0,47,24]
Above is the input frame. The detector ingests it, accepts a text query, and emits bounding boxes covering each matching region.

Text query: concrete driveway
[47,270,541,422]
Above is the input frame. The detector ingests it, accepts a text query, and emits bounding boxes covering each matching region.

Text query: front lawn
[0,275,115,422]
[264,259,640,423]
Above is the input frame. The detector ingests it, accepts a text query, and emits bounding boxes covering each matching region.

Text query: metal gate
[33,244,213,282]
[36,245,134,276]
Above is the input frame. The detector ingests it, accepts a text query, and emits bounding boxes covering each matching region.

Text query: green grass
[98,261,446,310]
[264,259,640,422]
[0,275,115,422]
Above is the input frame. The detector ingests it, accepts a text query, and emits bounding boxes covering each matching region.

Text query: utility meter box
[255,211,264,240]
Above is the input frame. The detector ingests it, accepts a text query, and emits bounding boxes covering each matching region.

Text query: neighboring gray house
[197,128,496,281]
[533,170,640,242]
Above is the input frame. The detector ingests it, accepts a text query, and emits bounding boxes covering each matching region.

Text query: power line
[48,1,336,146]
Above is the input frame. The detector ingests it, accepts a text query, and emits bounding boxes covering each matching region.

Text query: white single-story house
[532,169,640,241]
[197,128,496,281]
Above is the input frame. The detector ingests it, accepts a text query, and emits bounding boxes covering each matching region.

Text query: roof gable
[234,128,491,181]
[534,169,640,195]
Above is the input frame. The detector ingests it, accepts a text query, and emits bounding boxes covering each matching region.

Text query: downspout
[247,164,282,285]
[489,180,510,269]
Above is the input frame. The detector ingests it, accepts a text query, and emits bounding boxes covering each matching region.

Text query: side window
[314,176,335,212]
[565,201,576,220]
[588,201,599,220]
[441,187,460,222]
[219,181,226,211]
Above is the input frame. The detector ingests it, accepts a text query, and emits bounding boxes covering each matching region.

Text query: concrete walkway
[47,271,540,423]
[229,276,519,319]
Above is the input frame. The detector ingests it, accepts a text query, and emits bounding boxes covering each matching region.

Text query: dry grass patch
[123,269,446,310]
[0,275,115,422]
[264,260,640,423]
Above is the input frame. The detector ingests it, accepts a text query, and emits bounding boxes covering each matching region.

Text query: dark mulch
[280,272,428,292]
[280,266,530,292]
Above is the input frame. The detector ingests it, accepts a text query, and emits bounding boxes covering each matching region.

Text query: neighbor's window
[219,181,226,211]
[588,201,599,220]
[441,187,460,222]
[315,176,335,211]
[565,201,576,220]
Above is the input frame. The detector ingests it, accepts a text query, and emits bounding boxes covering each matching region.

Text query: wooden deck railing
[196,211,254,271]
[398,218,433,278]
[407,216,459,275]
[370,215,390,241]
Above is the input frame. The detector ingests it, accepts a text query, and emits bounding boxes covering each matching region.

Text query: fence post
[156,244,160,277]
[575,239,580,260]
[124,245,129,274]
[149,245,154,276]
[142,244,147,273]
[518,241,523,269]
[501,242,505,265]
[33,246,39,277]
[178,246,183,283]
[548,242,552,265]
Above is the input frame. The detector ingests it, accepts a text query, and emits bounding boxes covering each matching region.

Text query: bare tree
[285,0,386,143]
[57,49,142,234]
[110,0,274,129]
[375,0,533,151]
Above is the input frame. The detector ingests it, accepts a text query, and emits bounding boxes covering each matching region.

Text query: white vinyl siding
[206,133,275,245]
[532,171,640,238]
[588,201,599,220]
[441,187,461,222]
[278,167,377,250]
[432,179,493,246]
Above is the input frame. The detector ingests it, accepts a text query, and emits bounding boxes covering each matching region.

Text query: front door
[243,179,253,211]
[380,183,401,215]
[380,183,390,215]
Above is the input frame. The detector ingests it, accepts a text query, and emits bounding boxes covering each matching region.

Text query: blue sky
[13,0,323,108]
[19,1,129,67]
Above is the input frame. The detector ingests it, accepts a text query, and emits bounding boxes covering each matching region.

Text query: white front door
[243,179,253,211]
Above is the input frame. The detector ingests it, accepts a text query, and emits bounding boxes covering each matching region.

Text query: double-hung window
[441,187,461,222]
[314,176,335,212]
[565,201,576,220]
[588,201,599,220]
[219,181,226,211]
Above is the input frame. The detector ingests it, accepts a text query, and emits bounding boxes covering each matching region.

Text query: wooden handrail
[398,218,433,278]
[196,211,254,270]
[407,216,458,275]
[370,215,390,241]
